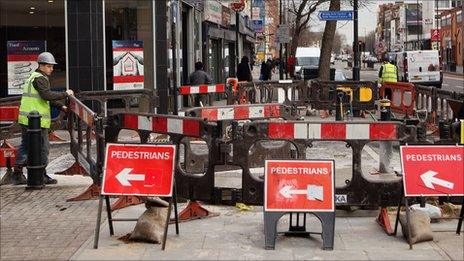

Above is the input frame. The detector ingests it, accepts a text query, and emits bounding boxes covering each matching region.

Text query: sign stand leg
[105,195,114,235]
[93,196,104,249]
[404,197,413,250]
[394,188,404,236]
[285,213,309,237]
[162,199,173,251]
[315,212,335,250]
[173,183,179,235]
[457,199,464,235]
[264,211,285,250]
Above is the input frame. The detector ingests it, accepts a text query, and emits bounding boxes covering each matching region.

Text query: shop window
[0,0,66,97]
[105,0,153,92]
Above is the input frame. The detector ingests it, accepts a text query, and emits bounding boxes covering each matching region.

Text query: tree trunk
[318,0,341,80]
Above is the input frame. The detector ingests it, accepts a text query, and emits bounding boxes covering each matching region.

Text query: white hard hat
[37,52,57,65]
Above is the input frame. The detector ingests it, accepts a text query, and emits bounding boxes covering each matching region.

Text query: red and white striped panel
[268,122,398,140]
[122,114,201,137]
[199,104,281,121]
[0,106,19,122]
[179,84,226,95]
[69,98,95,127]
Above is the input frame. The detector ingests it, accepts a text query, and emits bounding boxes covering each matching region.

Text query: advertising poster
[112,40,144,90]
[7,41,46,95]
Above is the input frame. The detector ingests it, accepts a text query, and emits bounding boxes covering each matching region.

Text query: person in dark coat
[260,61,269,81]
[236,56,252,82]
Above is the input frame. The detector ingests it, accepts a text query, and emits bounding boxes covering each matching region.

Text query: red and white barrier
[199,104,281,121]
[267,122,398,140]
[122,114,202,137]
[179,84,226,95]
[0,106,19,123]
[69,97,96,127]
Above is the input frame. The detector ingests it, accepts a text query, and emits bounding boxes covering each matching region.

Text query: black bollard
[26,111,45,190]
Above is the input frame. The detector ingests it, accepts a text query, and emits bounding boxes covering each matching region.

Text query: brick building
[440,7,463,73]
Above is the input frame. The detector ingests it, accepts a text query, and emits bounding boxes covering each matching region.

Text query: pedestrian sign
[264,160,335,212]
[102,143,176,196]
[400,145,464,196]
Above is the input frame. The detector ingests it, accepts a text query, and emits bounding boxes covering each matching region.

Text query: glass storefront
[0,0,66,97]
[104,0,153,91]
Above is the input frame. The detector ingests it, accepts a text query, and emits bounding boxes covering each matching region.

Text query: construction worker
[12,52,74,185]
[378,54,398,83]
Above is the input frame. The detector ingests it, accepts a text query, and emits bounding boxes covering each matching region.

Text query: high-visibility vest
[18,71,51,128]
[380,63,397,83]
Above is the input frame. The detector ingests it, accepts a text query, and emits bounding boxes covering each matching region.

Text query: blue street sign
[318,11,353,21]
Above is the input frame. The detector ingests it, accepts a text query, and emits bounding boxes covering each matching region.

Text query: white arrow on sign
[279,185,324,201]
[116,168,145,186]
[420,170,454,190]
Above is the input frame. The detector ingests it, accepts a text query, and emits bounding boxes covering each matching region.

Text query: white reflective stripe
[19,111,51,119]
[207,85,215,93]
[294,123,308,139]
[167,118,183,134]
[277,88,286,103]
[308,124,321,139]
[138,116,152,131]
[190,86,200,94]
[218,108,234,120]
[346,124,369,139]
[287,88,292,101]
[22,93,42,98]
[278,80,292,83]
[249,106,264,118]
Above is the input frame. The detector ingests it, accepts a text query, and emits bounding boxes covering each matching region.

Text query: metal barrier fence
[380,83,463,123]
[309,80,377,112]
[77,89,159,115]
[55,96,105,201]
[233,80,307,106]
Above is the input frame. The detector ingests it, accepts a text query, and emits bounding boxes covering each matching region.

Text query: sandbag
[399,209,433,244]
[129,204,169,244]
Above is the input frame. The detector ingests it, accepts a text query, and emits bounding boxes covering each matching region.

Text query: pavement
[1,129,463,260]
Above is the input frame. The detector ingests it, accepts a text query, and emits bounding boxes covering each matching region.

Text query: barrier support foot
[67,183,101,201]
[55,161,88,176]
[377,207,394,235]
[0,168,14,185]
[175,200,219,222]
[111,196,147,211]
[49,131,67,143]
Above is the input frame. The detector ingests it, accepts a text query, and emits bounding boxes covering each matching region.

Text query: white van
[294,47,321,79]
[393,50,442,88]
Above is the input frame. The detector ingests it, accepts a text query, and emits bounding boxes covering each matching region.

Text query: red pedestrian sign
[102,144,176,196]
[265,160,335,212]
[400,145,464,196]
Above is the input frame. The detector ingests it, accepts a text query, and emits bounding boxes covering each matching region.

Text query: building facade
[440,7,463,73]
[0,0,255,112]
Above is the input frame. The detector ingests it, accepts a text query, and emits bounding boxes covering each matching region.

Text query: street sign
[318,11,353,21]
[252,19,264,33]
[102,143,176,196]
[431,29,440,42]
[400,145,464,196]
[265,160,334,212]
[276,24,290,44]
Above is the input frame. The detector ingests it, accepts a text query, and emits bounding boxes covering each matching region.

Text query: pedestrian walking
[287,53,296,78]
[188,61,212,85]
[237,56,252,82]
[260,61,270,81]
[12,52,74,185]
[378,54,398,84]
[188,61,212,106]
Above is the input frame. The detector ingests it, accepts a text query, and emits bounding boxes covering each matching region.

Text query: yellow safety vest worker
[18,71,51,128]
[380,63,397,83]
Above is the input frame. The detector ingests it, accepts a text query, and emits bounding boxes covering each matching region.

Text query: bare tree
[288,0,329,55]
[318,0,341,80]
